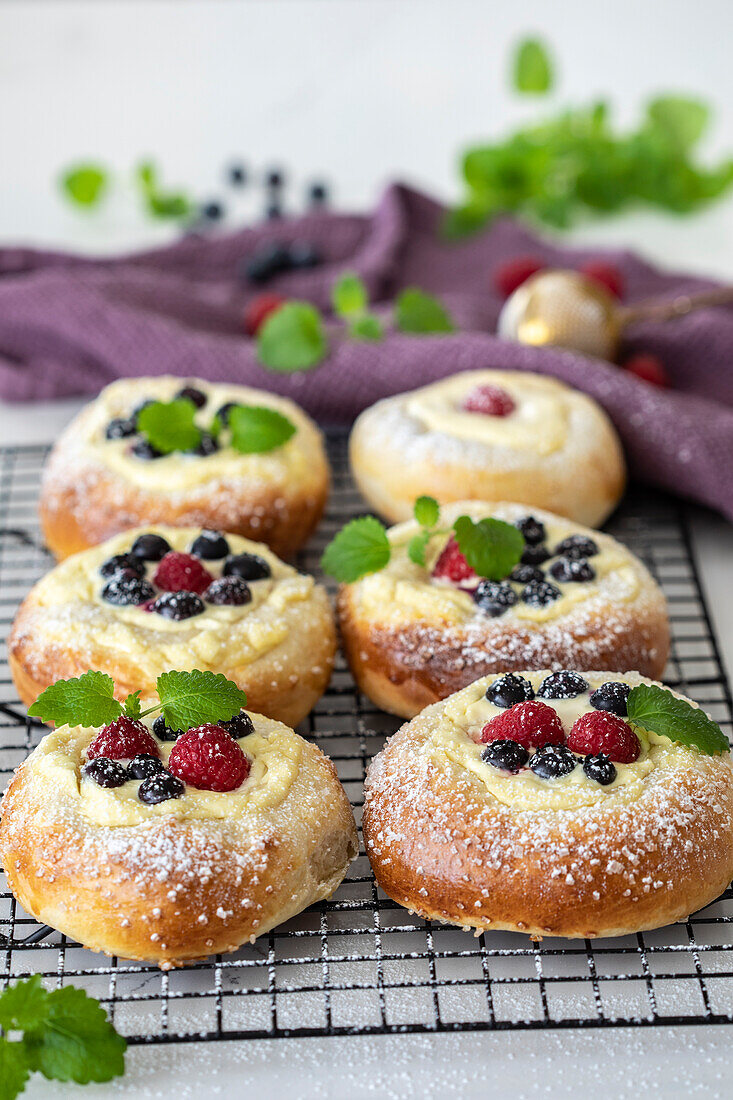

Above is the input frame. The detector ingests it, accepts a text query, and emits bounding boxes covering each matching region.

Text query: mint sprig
[156,670,246,731]
[257,302,328,372]
[394,289,455,334]
[320,516,390,583]
[28,671,126,728]
[228,405,296,453]
[512,37,553,94]
[0,975,126,1098]
[408,496,441,566]
[627,683,729,757]
[136,161,192,220]
[331,274,384,342]
[137,398,202,454]
[452,515,524,580]
[60,164,108,208]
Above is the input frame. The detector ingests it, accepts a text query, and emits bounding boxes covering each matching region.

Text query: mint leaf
[394,289,455,334]
[28,672,123,728]
[407,531,432,567]
[452,515,524,580]
[321,516,391,583]
[414,495,440,528]
[156,670,247,731]
[0,1038,30,1100]
[257,302,328,372]
[0,976,49,1032]
[23,986,125,1085]
[349,315,384,341]
[228,405,296,454]
[647,96,708,150]
[60,164,108,208]
[137,399,202,454]
[136,161,191,220]
[513,37,553,94]
[627,683,729,756]
[332,273,368,318]
[123,691,142,720]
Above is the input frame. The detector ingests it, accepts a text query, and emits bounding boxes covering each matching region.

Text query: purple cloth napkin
[1,184,732,519]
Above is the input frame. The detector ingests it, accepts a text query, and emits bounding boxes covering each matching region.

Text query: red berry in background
[431,536,477,585]
[168,724,251,792]
[580,260,624,299]
[88,717,159,761]
[567,711,640,763]
[481,701,565,750]
[462,384,516,417]
[153,552,214,595]
[244,293,286,336]
[624,353,670,388]
[493,256,545,298]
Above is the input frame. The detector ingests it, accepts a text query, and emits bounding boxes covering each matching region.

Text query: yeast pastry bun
[349,370,625,527]
[0,710,357,967]
[337,502,669,718]
[9,525,336,728]
[39,376,330,560]
[363,670,733,939]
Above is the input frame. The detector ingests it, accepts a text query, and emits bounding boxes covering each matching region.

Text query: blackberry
[176,385,207,408]
[99,553,145,579]
[549,557,596,583]
[131,533,171,561]
[83,757,128,788]
[515,516,546,545]
[102,571,155,606]
[153,714,183,741]
[191,530,230,560]
[149,591,205,620]
[485,673,534,709]
[308,182,328,205]
[242,243,290,285]
[216,402,237,426]
[473,580,517,617]
[522,578,561,608]
[481,739,529,773]
[528,744,577,779]
[127,753,166,780]
[228,163,247,186]
[204,576,252,606]
[187,432,219,457]
[288,241,321,269]
[105,417,137,440]
[510,563,544,585]
[266,168,284,188]
[521,544,550,566]
[554,535,598,560]
[265,203,283,221]
[202,201,224,221]
[583,753,617,786]
[589,681,631,717]
[131,439,163,461]
[537,671,589,700]
[221,711,255,739]
[223,552,271,581]
[138,771,185,804]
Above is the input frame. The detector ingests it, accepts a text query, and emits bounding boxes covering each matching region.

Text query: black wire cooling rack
[2,435,733,1042]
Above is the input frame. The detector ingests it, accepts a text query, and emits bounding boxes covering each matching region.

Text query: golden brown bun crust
[0,732,357,967]
[363,688,733,938]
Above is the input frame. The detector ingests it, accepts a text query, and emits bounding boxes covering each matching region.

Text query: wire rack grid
[2,434,733,1043]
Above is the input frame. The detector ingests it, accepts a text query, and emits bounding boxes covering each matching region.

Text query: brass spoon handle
[617,286,733,329]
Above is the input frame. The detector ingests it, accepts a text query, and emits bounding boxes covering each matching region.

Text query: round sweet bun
[39,375,330,560]
[338,502,669,719]
[349,370,625,527]
[9,525,337,728]
[0,712,358,967]
[363,670,733,939]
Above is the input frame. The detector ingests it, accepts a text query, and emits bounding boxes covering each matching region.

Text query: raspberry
[431,536,477,586]
[153,552,213,594]
[624,353,670,388]
[462,384,516,417]
[243,293,286,336]
[579,260,624,299]
[87,717,159,761]
[481,701,565,750]
[168,724,251,792]
[493,256,545,298]
[567,711,640,763]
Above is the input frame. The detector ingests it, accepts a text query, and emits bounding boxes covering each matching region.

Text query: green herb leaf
[228,405,297,454]
[0,1038,30,1100]
[0,976,49,1032]
[627,683,729,756]
[407,531,432,567]
[332,273,368,318]
[22,986,126,1085]
[452,515,524,580]
[414,495,440,528]
[28,672,123,728]
[155,670,247,732]
[349,315,384,341]
[123,691,142,720]
[137,399,202,454]
[321,516,391,583]
[136,161,191,220]
[394,289,455,334]
[257,302,328,372]
[513,37,553,94]
[647,96,709,150]
[60,164,108,208]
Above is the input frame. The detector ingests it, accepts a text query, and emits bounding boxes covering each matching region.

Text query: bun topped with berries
[39,375,330,560]
[332,501,669,718]
[363,670,733,939]
[0,673,357,967]
[349,370,625,527]
[9,525,336,728]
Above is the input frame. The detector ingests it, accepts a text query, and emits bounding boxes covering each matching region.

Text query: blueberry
[153,714,183,741]
[485,673,534,709]
[127,753,165,780]
[105,417,137,440]
[288,241,321,269]
[528,744,577,779]
[554,535,598,561]
[549,557,596,583]
[83,757,128,787]
[265,203,283,221]
[473,580,517,617]
[510,563,544,585]
[583,753,617,786]
[481,739,529,773]
[131,533,171,561]
[138,771,185,804]
[228,163,247,186]
[266,169,284,188]
[99,553,145,579]
[204,576,252,606]
[242,243,291,285]
[187,432,219,457]
[522,579,561,608]
[223,552,271,581]
[308,182,328,205]
[216,402,237,426]
[149,591,205,620]
[176,385,207,408]
[537,671,589,700]
[221,711,255,739]
[131,439,164,461]
[515,516,546,545]
[132,399,155,425]
[102,571,155,606]
[191,529,230,560]
[201,201,223,221]
[589,681,631,717]
[521,544,550,566]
